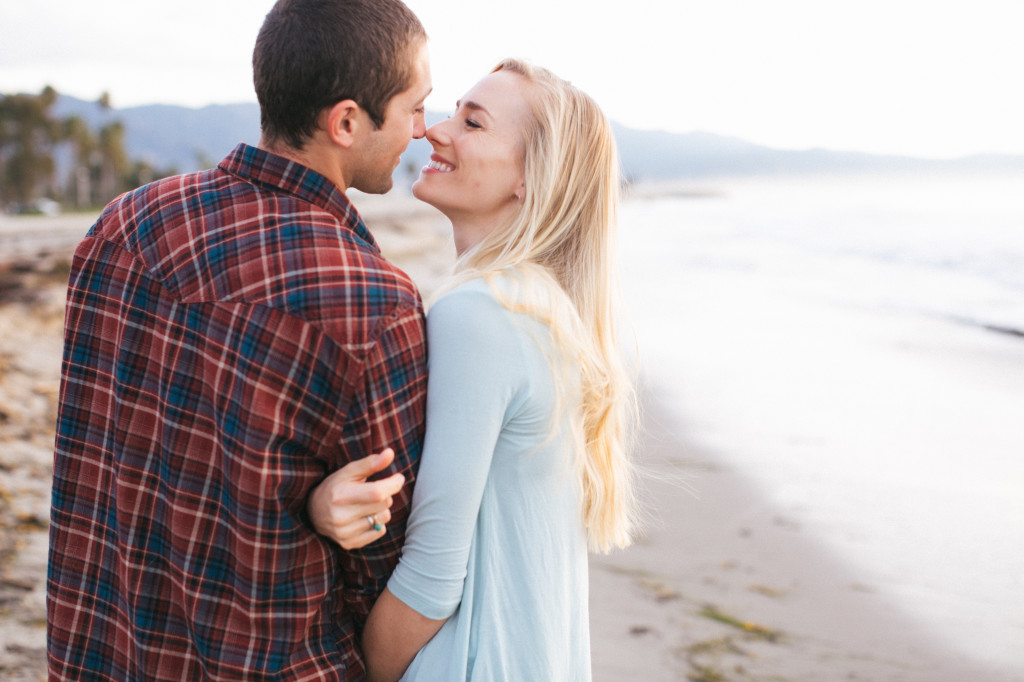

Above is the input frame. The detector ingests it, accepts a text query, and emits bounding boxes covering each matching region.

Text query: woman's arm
[362,588,447,682]
[362,284,525,680]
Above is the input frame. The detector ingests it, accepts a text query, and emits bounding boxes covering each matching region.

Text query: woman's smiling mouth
[425,155,454,172]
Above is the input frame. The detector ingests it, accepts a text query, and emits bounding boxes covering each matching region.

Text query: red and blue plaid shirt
[47,143,428,680]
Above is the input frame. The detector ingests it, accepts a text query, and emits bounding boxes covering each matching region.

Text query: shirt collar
[218,143,380,253]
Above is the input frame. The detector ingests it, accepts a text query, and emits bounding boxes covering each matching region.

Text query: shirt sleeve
[335,302,429,626]
[386,284,525,620]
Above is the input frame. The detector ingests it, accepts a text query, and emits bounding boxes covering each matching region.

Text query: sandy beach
[0,196,1017,681]
[589,393,1008,681]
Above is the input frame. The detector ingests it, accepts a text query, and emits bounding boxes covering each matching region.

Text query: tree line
[0,87,176,214]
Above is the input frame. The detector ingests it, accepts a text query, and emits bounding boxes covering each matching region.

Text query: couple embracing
[46,1,637,680]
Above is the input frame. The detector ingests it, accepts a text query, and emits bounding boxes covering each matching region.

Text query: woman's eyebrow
[456,99,492,117]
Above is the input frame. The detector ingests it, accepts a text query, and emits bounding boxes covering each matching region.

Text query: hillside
[54,96,1024,182]
[54,97,261,173]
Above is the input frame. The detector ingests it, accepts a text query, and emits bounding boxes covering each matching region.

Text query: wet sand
[588,393,1006,681]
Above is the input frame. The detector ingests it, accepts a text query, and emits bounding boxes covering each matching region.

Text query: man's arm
[329,305,428,626]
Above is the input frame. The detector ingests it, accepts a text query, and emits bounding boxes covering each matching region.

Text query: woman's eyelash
[446,111,482,129]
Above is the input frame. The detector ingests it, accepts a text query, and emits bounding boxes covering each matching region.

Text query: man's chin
[352,176,395,195]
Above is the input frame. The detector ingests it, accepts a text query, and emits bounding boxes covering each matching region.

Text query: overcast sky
[2,0,1022,159]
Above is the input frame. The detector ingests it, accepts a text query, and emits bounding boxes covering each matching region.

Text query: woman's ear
[324,99,362,149]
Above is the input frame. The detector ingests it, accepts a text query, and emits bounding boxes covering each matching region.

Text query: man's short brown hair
[253,0,426,150]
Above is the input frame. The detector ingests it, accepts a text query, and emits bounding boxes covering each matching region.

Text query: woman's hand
[307,448,405,550]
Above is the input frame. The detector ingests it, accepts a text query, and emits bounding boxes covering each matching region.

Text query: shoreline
[614,178,1024,680]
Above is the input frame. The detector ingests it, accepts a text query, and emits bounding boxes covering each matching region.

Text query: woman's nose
[425,119,453,147]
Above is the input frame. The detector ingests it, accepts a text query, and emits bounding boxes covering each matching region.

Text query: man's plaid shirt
[47,143,428,680]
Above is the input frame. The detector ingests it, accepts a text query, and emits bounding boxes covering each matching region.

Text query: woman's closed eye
[443,113,480,129]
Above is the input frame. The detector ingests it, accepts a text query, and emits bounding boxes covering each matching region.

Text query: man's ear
[324,99,362,149]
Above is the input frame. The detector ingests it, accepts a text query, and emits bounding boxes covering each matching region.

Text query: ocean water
[619,171,1024,675]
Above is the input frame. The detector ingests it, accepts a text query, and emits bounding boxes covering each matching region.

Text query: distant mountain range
[54,96,1024,183]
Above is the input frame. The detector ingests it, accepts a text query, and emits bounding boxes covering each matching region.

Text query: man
[47,0,432,678]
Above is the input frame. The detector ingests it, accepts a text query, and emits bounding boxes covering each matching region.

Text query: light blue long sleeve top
[386,276,591,681]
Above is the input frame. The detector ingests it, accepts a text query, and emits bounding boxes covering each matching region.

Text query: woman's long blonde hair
[439,59,637,552]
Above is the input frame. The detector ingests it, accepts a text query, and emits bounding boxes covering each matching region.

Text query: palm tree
[0,86,61,209]
[97,121,128,204]
[63,115,97,208]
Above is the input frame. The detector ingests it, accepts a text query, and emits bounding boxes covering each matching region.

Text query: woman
[344,59,635,680]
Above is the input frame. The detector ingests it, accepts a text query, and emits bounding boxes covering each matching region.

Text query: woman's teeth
[426,159,453,172]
